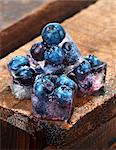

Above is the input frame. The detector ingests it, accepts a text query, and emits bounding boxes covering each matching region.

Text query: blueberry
[42,23,65,45]
[44,45,64,65]
[74,60,91,76]
[62,42,80,65]
[15,66,35,86]
[34,75,54,100]
[8,56,30,72]
[34,83,47,99]
[85,55,102,67]
[30,42,45,61]
[56,75,77,91]
[54,85,73,105]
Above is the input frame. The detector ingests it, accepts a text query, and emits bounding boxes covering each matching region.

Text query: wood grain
[0,120,46,150]
[0,0,47,31]
[0,0,96,58]
[0,0,116,148]
[44,117,116,150]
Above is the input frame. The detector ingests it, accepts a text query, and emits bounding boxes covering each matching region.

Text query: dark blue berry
[8,56,30,72]
[54,85,73,105]
[62,42,80,65]
[34,75,54,100]
[30,42,45,61]
[85,55,102,67]
[56,75,77,91]
[15,66,35,86]
[74,60,91,75]
[42,23,65,45]
[44,45,64,65]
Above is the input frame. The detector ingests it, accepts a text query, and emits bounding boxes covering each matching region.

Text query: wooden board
[44,117,116,149]
[0,0,96,58]
[0,0,116,149]
[0,0,47,31]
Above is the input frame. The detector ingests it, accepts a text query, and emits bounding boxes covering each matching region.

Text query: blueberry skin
[54,85,73,105]
[8,56,30,72]
[85,55,102,67]
[30,42,45,61]
[42,23,66,45]
[34,76,54,100]
[62,42,81,65]
[74,60,91,75]
[15,66,35,86]
[44,45,64,65]
[56,75,77,91]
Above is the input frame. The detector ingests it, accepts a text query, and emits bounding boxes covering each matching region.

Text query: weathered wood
[0,120,46,150]
[44,117,116,150]
[0,0,116,149]
[0,0,47,31]
[64,117,116,150]
[0,0,96,58]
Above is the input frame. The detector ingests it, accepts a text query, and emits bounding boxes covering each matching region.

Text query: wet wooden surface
[0,0,116,149]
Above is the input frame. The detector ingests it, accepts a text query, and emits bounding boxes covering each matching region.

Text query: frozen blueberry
[42,23,65,45]
[8,56,30,72]
[54,85,73,105]
[56,75,77,91]
[74,60,91,75]
[85,55,102,67]
[30,42,46,61]
[34,76,54,100]
[44,45,64,65]
[62,42,80,65]
[15,66,35,86]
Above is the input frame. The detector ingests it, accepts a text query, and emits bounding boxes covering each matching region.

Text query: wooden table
[0,0,116,149]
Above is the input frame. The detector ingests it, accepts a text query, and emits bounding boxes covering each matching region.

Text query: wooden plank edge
[0,0,97,58]
[0,106,35,134]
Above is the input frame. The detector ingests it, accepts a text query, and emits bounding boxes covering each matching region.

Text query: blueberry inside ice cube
[34,75,54,100]
[56,75,77,91]
[8,56,30,72]
[44,45,64,65]
[75,60,91,74]
[85,55,102,67]
[54,85,73,105]
[15,66,35,86]
[30,42,45,61]
[42,23,66,45]
[62,42,81,65]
